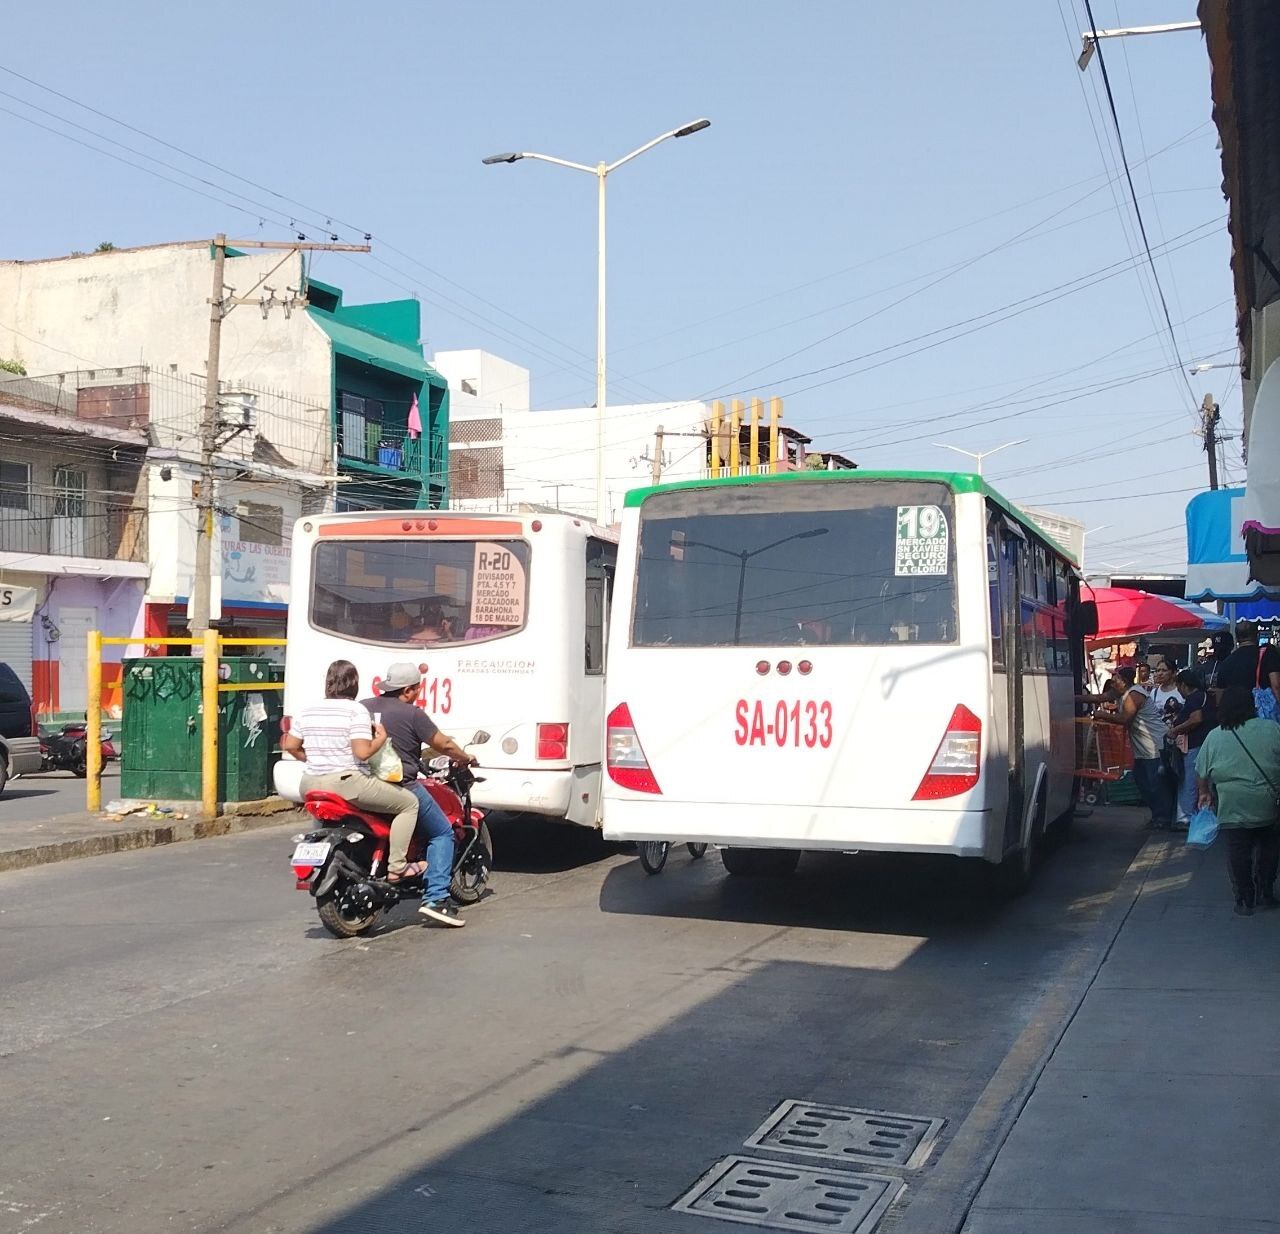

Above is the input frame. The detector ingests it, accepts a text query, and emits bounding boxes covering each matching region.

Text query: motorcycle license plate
[291,841,331,865]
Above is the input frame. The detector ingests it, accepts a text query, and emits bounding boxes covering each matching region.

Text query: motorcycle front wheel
[450,821,493,906]
[639,840,670,875]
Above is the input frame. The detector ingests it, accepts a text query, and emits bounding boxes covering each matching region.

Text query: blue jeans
[1132,757,1175,827]
[408,781,455,903]
[1177,745,1202,824]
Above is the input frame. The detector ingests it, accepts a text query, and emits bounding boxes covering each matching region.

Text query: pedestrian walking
[1195,687,1280,916]
[1212,620,1280,719]
[1096,665,1175,830]
[1167,668,1214,827]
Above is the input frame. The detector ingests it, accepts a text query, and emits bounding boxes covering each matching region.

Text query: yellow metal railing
[88,630,286,818]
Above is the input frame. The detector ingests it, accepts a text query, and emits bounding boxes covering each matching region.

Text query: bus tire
[994,787,1046,897]
[721,847,800,878]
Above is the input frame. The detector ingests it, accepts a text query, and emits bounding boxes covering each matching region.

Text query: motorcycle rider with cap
[361,662,478,928]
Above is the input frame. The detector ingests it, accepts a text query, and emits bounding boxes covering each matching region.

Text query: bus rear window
[312,539,532,646]
[631,482,958,647]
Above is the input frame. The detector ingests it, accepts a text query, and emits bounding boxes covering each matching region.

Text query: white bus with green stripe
[602,470,1088,883]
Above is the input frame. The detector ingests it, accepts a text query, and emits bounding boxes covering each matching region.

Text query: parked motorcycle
[39,721,117,778]
[289,733,493,938]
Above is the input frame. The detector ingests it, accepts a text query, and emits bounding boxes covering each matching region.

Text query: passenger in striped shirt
[280,660,423,880]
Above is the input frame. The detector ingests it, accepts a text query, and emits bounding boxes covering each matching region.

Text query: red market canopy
[1085,586,1227,646]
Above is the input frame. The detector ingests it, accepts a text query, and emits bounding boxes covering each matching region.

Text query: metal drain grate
[743,1101,944,1170]
[673,1155,902,1233]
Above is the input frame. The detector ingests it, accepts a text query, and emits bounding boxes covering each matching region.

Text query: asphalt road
[0,765,119,824]
[0,812,1143,1234]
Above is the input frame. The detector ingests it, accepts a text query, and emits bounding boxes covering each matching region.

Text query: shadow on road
[239,816,1145,1234]
[598,815,1124,938]
[489,813,624,874]
[0,786,61,801]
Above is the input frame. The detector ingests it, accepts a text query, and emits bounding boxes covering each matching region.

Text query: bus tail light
[537,722,569,760]
[606,703,661,795]
[912,705,981,800]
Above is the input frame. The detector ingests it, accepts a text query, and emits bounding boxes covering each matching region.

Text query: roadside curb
[0,808,305,874]
[889,827,1171,1234]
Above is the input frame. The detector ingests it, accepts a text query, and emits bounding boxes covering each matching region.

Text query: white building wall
[460,399,710,520]
[433,349,530,417]
[0,243,333,471]
[146,462,315,610]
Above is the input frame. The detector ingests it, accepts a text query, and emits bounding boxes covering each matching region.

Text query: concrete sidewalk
[0,799,303,872]
[962,830,1280,1233]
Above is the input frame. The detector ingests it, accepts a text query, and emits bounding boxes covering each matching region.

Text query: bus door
[995,518,1025,851]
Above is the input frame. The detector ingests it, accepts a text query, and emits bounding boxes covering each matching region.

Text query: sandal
[386,861,428,884]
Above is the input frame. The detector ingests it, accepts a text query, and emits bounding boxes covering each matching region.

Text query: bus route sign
[895,505,948,576]
[471,542,527,627]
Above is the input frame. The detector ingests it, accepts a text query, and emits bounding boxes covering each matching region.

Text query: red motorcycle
[39,720,117,777]
[289,734,493,939]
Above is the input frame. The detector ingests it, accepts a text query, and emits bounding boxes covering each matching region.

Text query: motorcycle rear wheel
[450,821,493,906]
[316,890,379,938]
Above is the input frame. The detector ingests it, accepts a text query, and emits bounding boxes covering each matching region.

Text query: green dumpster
[119,656,279,803]
[216,657,278,803]
[120,657,203,800]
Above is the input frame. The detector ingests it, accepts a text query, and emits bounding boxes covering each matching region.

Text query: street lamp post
[931,439,1028,476]
[1075,20,1200,70]
[683,528,829,644]
[483,119,711,524]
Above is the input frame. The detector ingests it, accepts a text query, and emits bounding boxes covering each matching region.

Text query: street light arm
[483,150,597,173]
[605,118,711,174]
[979,438,1029,461]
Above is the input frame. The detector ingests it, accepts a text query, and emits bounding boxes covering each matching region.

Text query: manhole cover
[674,1156,902,1233]
[743,1101,944,1169]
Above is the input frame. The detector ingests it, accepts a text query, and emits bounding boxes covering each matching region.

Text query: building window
[53,467,87,517]
[0,461,30,510]
[239,503,284,546]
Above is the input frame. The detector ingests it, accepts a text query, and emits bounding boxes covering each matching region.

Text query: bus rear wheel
[721,847,800,878]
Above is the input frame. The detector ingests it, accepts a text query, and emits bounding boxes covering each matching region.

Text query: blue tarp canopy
[1185,487,1280,602]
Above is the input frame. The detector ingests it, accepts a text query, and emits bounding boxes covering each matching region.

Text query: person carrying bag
[1195,687,1280,915]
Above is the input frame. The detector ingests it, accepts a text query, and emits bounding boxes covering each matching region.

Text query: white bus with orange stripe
[602,471,1087,883]
[275,510,616,826]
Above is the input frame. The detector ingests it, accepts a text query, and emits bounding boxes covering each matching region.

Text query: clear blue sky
[1,0,1232,573]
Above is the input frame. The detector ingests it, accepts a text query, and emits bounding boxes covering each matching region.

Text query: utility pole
[186,234,371,637]
[189,234,226,638]
[651,426,665,484]
[1200,392,1221,490]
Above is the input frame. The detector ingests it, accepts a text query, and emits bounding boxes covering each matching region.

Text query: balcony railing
[703,459,802,478]
[338,421,424,474]
[0,485,146,562]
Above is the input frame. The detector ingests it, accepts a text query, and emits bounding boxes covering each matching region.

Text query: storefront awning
[1185,486,1279,600]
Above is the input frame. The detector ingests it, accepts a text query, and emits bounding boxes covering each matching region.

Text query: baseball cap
[378,662,421,693]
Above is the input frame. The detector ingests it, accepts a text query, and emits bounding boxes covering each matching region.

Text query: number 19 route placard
[895,505,948,576]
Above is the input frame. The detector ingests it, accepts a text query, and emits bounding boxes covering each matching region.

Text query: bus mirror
[1078,600,1099,638]
[472,730,491,746]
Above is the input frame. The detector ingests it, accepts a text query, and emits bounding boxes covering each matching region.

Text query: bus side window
[987,529,1004,666]
[585,576,606,674]
[585,537,615,675]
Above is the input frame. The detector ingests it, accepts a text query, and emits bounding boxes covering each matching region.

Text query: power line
[1080,0,1202,411]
